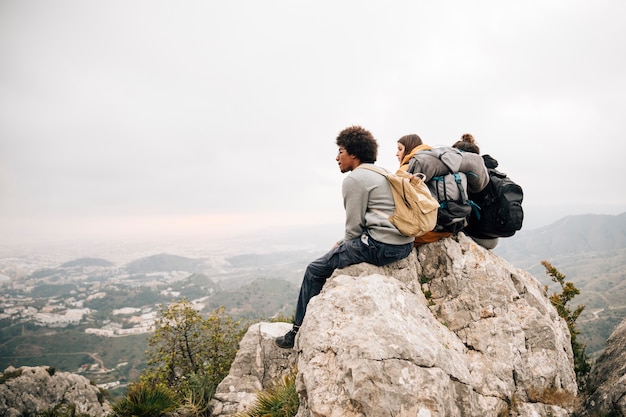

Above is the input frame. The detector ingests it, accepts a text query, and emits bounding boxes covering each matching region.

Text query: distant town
[0,250,240,392]
[0,244,306,393]
[0,259,201,335]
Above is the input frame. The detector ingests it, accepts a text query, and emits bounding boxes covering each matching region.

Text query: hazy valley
[0,235,324,396]
[1,213,625,397]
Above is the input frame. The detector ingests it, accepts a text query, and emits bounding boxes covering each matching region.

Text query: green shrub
[144,300,244,393]
[180,372,217,417]
[112,380,179,417]
[237,368,298,417]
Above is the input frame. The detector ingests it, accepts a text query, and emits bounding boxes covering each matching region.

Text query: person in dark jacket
[452,133,499,249]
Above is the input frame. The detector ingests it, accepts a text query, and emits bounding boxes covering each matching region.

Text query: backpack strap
[453,173,467,203]
[358,165,390,177]
[357,165,426,221]
[453,172,481,214]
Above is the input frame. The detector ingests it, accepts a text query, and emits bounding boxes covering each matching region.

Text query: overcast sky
[1,1,626,246]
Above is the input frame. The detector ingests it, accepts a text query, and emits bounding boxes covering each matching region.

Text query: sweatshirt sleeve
[342,175,368,241]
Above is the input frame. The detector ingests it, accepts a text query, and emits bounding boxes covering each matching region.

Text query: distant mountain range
[495,212,626,269]
[60,257,114,268]
[125,253,206,274]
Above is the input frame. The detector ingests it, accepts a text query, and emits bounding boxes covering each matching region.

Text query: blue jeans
[293,233,413,326]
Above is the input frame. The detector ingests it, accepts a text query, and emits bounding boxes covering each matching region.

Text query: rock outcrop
[0,365,111,416]
[576,317,626,416]
[211,234,579,417]
[209,321,297,417]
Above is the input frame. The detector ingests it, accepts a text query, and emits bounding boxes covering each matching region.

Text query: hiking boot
[275,328,298,349]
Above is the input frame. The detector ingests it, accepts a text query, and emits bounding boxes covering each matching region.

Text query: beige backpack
[360,166,439,237]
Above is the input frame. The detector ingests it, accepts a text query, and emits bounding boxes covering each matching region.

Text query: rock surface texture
[0,365,111,416]
[576,317,626,417]
[210,321,296,416]
[210,234,579,417]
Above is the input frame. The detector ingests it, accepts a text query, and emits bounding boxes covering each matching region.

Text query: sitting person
[275,126,415,349]
[396,134,489,246]
[396,133,431,171]
[395,134,453,246]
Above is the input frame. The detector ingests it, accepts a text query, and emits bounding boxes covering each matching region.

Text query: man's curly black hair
[335,125,378,163]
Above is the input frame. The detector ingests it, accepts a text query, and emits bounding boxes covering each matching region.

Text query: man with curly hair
[275,125,415,349]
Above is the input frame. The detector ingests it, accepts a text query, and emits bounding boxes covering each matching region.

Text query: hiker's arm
[342,176,368,241]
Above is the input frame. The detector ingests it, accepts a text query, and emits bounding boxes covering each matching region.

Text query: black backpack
[465,155,524,238]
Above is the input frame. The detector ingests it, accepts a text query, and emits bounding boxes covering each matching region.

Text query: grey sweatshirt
[341,163,415,245]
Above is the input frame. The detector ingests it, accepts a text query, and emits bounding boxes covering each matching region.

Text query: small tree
[542,260,591,391]
[202,305,246,385]
[144,299,244,391]
[113,299,245,416]
[144,298,206,388]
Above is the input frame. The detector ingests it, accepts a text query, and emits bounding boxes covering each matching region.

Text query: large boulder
[0,365,112,416]
[211,234,578,417]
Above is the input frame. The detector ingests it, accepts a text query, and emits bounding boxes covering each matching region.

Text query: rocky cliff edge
[211,233,578,417]
[576,316,626,416]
